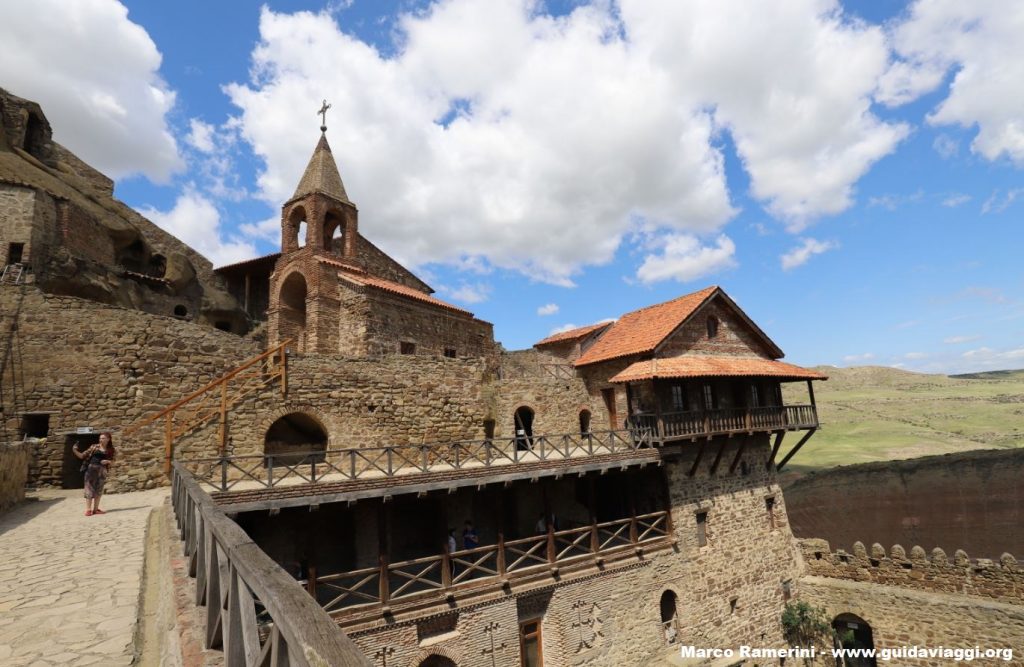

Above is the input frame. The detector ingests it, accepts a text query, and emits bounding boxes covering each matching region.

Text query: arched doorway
[418,656,456,667]
[513,406,534,451]
[660,590,679,645]
[832,613,877,667]
[264,413,327,466]
[579,409,592,436]
[279,272,308,352]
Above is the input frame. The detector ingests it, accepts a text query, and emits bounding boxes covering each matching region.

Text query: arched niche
[264,412,328,466]
[279,271,308,351]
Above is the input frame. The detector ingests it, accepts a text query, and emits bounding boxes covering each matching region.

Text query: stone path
[0,488,168,666]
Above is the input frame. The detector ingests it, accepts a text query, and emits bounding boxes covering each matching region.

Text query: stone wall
[0,286,259,490]
[492,350,601,438]
[799,538,1023,604]
[0,184,35,267]
[659,299,776,359]
[0,441,29,513]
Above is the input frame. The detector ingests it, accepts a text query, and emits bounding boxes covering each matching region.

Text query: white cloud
[224,1,908,281]
[137,189,258,267]
[932,134,959,159]
[982,188,1024,214]
[537,303,559,316]
[636,234,736,284]
[780,238,838,270]
[438,282,491,304]
[186,119,216,154]
[549,323,580,335]
[944,335,981,344]
[904,352,927,359]
[942,193,971,208]
[884,1,1024,164]
[0,0,182,181]
[843,352,875,363]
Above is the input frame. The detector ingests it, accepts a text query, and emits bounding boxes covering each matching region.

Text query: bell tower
[268,101,359,353]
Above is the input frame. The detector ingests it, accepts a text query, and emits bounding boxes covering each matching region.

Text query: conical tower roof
[291,132,350,204]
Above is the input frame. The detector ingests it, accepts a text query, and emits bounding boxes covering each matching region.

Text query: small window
[7,243,24,265]
[400,341,416,355]
[173,305,188,318]
[696,511,708,547]
[443,347,457,358]
[519,620,543,667]
[706,316,719,338]
[20,413,50,438]
[701,383,716,411]
[729,596,738,614]
[750,384,761,408]
[782,580,792,601]
[766,496,776,529]
[670,385,685,412]
[578,410,591,435]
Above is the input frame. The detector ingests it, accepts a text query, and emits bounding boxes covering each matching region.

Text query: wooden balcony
[628,404,818,442]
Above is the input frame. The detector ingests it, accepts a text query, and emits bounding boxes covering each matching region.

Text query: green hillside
[780,366,1024,472]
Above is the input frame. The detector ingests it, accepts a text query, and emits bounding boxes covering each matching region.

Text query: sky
[0,0,1022,374]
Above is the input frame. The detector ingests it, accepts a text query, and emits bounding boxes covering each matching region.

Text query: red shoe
[85,510,93,516]
[93,509,106,515]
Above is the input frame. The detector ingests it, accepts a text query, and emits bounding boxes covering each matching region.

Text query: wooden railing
[184,429,651,493]
[628,404,818,441]
[170,462,371,666]
[310,510,672,614]
[123,339,292,473]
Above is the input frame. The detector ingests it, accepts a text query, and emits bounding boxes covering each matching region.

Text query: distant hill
[780,365,1024,471]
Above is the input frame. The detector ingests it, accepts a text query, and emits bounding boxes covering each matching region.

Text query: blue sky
[1,0,1022,373]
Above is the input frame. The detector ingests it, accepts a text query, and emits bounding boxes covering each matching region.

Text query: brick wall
[0,442,29,513]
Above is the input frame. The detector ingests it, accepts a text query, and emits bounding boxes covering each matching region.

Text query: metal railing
[183,429,652,493]
[310,510,672,614]
[170,462,371,666]
[628,404,818,440]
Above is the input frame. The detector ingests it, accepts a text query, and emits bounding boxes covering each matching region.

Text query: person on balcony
[462,520,479,549]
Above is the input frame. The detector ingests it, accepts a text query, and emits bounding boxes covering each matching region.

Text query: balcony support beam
[708,438,728,477]
[728,439,747,474]
[688,440,707,477]
[767,432,784,470]
[776,429,817,472]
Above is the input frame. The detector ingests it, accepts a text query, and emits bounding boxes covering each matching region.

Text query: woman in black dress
[73,432,115,516]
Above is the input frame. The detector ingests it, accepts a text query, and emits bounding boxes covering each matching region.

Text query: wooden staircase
[122,339,293,473]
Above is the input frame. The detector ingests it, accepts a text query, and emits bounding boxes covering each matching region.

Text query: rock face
[0,87,248,333]
[784,448,1024,559]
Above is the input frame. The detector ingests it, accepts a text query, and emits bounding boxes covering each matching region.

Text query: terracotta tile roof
[608,356,828,383]
[534,322,612,348]
[329,262,474,316]
[574,286,719,366]
[214,251,281,272]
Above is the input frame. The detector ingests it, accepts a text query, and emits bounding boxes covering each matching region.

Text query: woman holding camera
[73,432,115,516]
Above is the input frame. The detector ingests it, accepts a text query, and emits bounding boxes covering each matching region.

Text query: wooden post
[243,273,251,315]
[378,554,390,604]
[497,531,507,577]
[587,477,599,553]
[164,413,173,474]
[219,381,228,456]
[306,565,317,597]
[628,476,639,544]
[441,542,453,589]
[654,380,665,442]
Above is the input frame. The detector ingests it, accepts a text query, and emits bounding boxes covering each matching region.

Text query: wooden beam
[728,439,747,474]
[776,429,817,472]
[767,432,785,470]
[807,380,816,409]
[688,441,707,477]
[708,439,728,476]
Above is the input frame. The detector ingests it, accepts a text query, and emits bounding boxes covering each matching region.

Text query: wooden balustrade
[305,511,673,615]
[184,428,651,493]
[628,404,818,443]
[170,462,371,666]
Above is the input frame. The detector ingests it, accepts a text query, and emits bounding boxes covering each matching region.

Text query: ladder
[0,264,24,285]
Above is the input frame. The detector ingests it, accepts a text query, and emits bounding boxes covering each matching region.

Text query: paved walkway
[0,488,168,666]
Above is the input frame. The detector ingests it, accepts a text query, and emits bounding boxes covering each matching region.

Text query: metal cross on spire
[318,99,331,132]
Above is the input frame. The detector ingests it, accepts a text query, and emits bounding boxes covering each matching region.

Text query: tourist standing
[73,432,115,516]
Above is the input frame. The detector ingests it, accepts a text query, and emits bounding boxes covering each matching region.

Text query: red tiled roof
[534,322,612,348]
[214,251,281,272]
[332,265,474,316]
[609,356,828,383]
[574,286,719,366]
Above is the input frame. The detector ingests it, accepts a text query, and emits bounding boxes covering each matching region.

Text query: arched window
[418,656,456,667]
[579,409,592,435]
[660,590,679,645]
[279,272,308,351]
[323,211,344,254]
[832,613,876,666]
[706,316,719,339]
[285,206,307,251]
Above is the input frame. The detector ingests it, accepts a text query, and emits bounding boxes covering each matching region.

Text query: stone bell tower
[267,103,360,353]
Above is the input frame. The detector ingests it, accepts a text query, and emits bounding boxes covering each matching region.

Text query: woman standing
[73,432,115,516]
